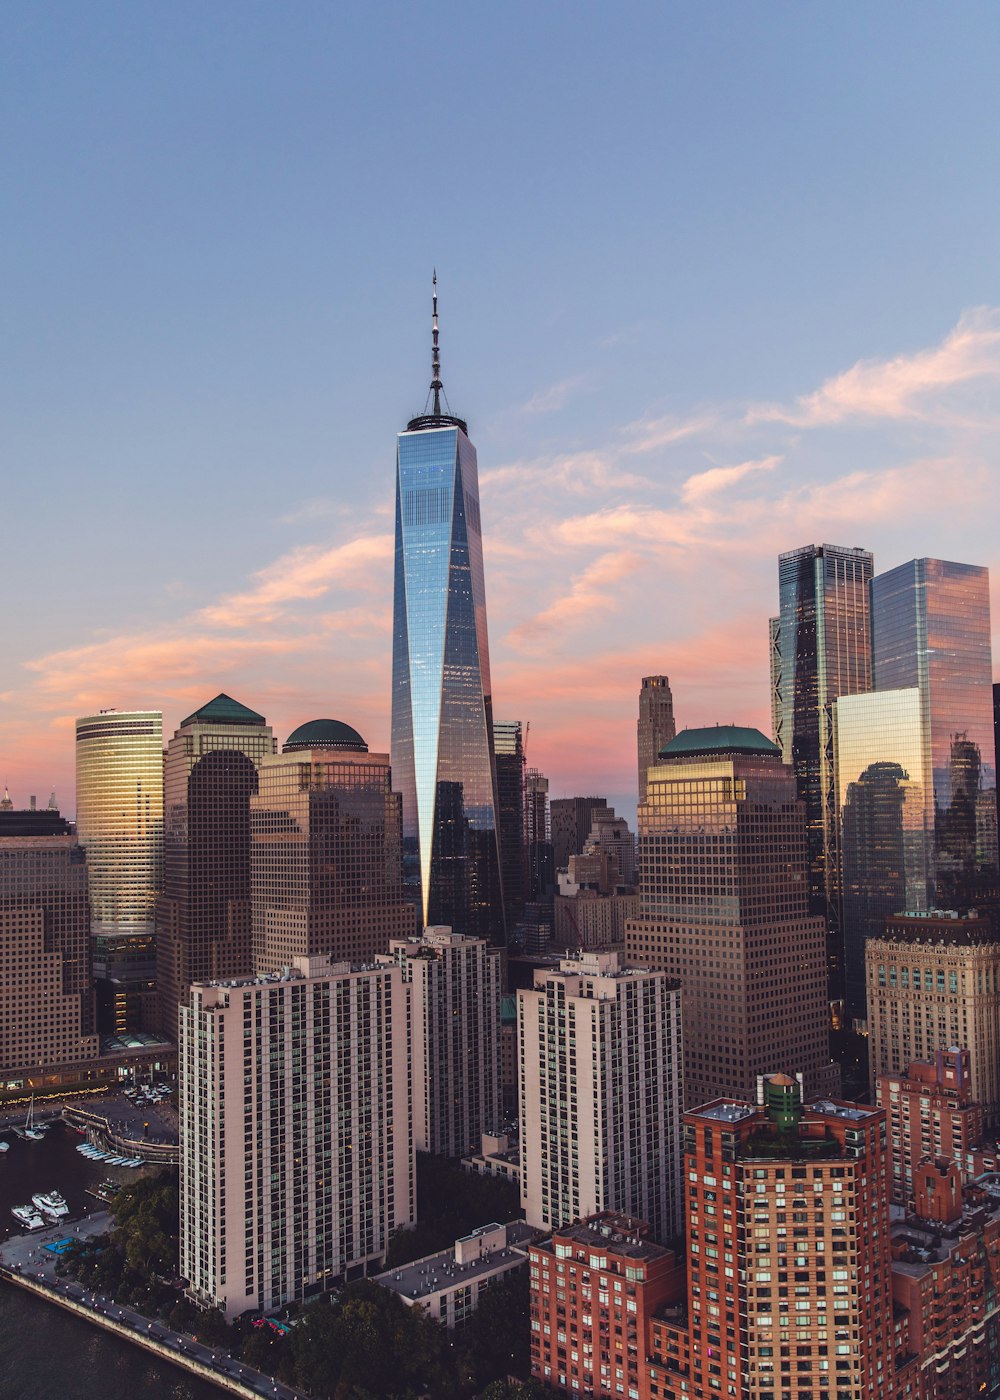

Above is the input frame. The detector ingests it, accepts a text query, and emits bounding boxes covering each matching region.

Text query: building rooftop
[536,1212,669,1264]
[659,725,781,761]
[375,1219,535,1301]
[282,718,368,753]
[180,693,266,729]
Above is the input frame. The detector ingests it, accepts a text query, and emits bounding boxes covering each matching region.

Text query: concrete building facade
[179,954,413,1321]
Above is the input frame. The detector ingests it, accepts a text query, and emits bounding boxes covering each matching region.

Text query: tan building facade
[626,726,839,1108]
[866,911,1000,1120]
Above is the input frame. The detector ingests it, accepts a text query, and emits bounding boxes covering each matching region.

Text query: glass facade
[776,543,873,994]
[834,688,930,1018]
[391,422,504,943]
[871,558,997,910]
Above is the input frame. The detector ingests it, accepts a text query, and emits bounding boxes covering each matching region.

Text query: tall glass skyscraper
[775,543,874,999]
[870,557,996,909]
[390,279,504,944]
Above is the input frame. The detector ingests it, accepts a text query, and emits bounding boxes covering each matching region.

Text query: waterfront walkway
[0,1214,309,1400]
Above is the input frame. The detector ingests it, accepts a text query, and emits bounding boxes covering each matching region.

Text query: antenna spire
[431,269,442,416]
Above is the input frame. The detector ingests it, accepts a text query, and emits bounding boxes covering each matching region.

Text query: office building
[551,795,607,872]
[381,925,500,1157]
[180,954,413,1321]
[866,910,1000,1121]
[870,557,997,912]
[390,277,504,944]
[582,804,636,887]
[518,950,683,1241]
[250,719,414,974]
[0,808,99,1077]
[768,614,782,749]
[875,1048,984,1206]
[529,1214,685,1399]
[494,720,526,925]
[92,930,157,1036]
[626,726,839,1107]
[525,766,554,901]
[660,1078,898,1400]
[156,693,276,1036]
[774,543,874,994]
[638,676,677,804]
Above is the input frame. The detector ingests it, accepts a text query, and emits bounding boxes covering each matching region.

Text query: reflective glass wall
[391,423,504,944]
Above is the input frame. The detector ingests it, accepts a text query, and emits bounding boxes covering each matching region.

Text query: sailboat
[23,1094,45,1141]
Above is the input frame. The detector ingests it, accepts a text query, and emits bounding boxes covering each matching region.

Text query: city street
[0,1214,306,1400]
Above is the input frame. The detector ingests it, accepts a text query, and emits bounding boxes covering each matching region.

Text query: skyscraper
[638,675,676,804]
[250,719,414,973]
[0,807,99,1078]
[382,925,501,1157]
[775,543,874,995]
[180,954,413,1320]
[493,720,526,926]
[390,277,504,944]
[76,709,163,1034]
[870,557,997,910]
[626,725,839,1107]
[156,693,276,1035]
[550,795,608,871]
[518,949,683,1241]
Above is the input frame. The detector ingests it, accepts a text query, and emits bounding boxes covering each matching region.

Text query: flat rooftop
[375,1220,536,1301]
[536,1213,669,1263]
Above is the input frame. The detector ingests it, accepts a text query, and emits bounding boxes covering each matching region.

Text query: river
[0,1120,218,1400]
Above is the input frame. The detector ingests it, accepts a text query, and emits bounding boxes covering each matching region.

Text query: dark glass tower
[775,543,874,999]
[391,279,505,944]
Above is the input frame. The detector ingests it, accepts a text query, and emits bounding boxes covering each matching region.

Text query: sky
[3,1,999,822]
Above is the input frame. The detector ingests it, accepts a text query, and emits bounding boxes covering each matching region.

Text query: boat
[0,1140,9,1153]
[11,1205,46,1230]
[23,1095,45,1142]
[32,1190,69,1220]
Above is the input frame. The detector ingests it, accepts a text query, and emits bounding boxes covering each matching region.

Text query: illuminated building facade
[250,719,414,974]
[390,280,504,944]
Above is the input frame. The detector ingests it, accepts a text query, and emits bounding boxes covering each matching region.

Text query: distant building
[553,852,638,948]
[550,795,607,872]
[76,709,163,1034]
[518,950,683,1241]
[582,804,635,887]
[375,1219,535,1327]
[638,675,676,805]
[0,808,99,1078]
[774,543,874,997]
[462,1130,521,1189]
[875,1048,985,1206]
[250,718,414,973]
[180,954,413,1321]
[156,693,276,1037]
[529,1214,685,1398]
[627,725,839,1107]
[381,926,501,1157]
[494,720,526,925]
[866,910,1000,1122]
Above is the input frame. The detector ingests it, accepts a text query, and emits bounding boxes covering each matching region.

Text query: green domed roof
[659,725,781,760]
[283,719,368,754]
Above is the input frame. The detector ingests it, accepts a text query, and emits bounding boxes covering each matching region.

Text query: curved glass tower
[391,279,505,944]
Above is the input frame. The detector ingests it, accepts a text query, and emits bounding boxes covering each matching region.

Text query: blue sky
[3,1,999,819]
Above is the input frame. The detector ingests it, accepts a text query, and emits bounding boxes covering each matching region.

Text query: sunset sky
[3,2,999,822]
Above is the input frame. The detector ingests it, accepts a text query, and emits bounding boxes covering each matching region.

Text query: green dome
[283,719,368,754]
[659,725,781,760]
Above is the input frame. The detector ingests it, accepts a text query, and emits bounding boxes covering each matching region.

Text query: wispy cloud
[519,374,592,415]
[196,535,391,627]
[748,306,1000,427]
[681,455,782,504]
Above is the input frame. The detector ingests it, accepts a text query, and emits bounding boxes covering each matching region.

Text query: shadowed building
[493,720,526,926]
[638,675,676,804]
[626,725,839,1107]
[156,693,276,1037]
[250,719,414,973]
[390,277,504,944]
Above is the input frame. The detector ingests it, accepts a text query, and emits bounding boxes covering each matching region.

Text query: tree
[478,1381,544,1400]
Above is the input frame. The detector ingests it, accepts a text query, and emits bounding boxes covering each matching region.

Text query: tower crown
[406,271,468,433]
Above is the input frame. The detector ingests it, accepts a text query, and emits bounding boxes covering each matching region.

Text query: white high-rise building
[518,950,683,1241]
[180,954,414,1321]
[382,926,501,1157]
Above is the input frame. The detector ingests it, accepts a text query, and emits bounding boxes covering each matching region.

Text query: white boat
[0,1140,9,1153]
[32,1190,69,1220]
[22,1095,45,1141]
[11,1205,45,1230]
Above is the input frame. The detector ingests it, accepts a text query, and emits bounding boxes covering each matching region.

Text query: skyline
[4,4,1000,821]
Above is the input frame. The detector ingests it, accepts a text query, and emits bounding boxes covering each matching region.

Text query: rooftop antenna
[431,269,442,417]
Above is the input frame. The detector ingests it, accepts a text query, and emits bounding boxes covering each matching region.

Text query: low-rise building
[374,1220,535,1327]
[876,1048,985,1206]
[462,1130,522,1190]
